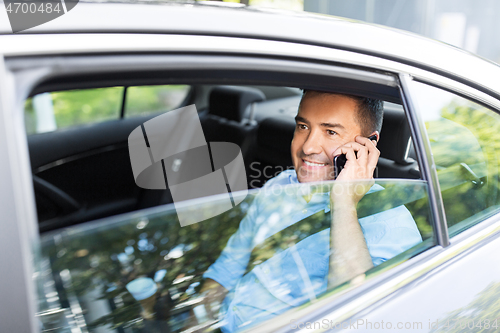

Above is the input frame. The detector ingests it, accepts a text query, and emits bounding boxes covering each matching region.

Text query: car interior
[27,82,422,233]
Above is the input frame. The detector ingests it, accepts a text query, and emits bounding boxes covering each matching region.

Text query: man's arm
[198,187,266,318]
[202,196,261,289]
[328,136,379,288]
[328,191,373,287]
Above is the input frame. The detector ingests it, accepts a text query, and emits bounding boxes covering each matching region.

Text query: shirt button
[233,306,237,311]
[302,209,307,214]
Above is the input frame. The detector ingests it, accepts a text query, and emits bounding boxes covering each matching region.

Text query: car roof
[1,1,500,97]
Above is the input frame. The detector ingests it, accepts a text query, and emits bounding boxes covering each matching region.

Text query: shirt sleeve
[203,195,260,291]
[203,170,295,290]
[363,205,423,266]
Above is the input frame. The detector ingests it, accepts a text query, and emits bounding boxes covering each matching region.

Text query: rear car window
[124,85,191,117]
[24,87,123,134]
[24,85,191,135]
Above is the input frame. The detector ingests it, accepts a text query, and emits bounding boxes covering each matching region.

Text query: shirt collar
[288,171,299,185]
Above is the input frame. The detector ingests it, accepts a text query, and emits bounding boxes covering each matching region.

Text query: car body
[1,1,500,333]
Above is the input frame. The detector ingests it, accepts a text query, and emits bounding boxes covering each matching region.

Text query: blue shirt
[204,170,422,332]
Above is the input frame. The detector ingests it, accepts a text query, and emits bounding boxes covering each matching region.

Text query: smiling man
[201,90,422,332]
[293,91,380,184]
[293,91,386,287]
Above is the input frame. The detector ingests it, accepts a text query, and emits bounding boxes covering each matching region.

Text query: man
[200,91,422,332]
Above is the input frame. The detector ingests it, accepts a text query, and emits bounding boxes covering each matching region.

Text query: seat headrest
[209,86,266,122]
[257,116,295,153]
[378,109,412,164]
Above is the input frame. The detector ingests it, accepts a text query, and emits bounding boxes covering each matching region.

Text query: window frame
[9,54,432,333]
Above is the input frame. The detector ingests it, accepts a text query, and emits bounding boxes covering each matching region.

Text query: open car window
[25,71,432,332]
[28,84,422,232]
[34,179,433,333]
[124,85,191,118]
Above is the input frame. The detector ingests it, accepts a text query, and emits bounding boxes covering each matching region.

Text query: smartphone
[333,134,378,179]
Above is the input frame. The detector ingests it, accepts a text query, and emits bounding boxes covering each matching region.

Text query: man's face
[291,92,364,183]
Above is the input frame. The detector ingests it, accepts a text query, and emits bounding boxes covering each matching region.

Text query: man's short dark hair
[300,90,384,136]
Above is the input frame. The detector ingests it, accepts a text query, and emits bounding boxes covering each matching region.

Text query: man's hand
[199,278,228,320]
[328,135,379,288]
[333,135,379,205]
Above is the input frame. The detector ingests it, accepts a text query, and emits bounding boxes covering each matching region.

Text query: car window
[24,85,191,135]
[24,87,124,134]
[124,85,191,118]
[409,81,500,236]
[34,179,433,333]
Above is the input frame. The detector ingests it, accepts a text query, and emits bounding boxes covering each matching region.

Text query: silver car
[1,1,500,332]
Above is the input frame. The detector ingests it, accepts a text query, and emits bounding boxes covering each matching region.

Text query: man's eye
[296,124,307,130]
[327,130,337,136]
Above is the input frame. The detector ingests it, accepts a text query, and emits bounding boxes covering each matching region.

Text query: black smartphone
[333,134,378,179]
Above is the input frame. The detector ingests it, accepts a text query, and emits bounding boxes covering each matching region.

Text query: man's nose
[301,130,322,155]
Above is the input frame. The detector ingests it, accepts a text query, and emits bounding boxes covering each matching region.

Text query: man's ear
[370,131,380,146]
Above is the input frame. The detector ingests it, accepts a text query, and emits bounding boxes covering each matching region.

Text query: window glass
[410,81,500,236]
[25,87,123,134]
[124,85,191,117]
[34,179,433,332]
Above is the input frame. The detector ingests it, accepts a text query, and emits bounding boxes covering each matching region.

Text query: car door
[6,31,483,332]
[3,35,443,333]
